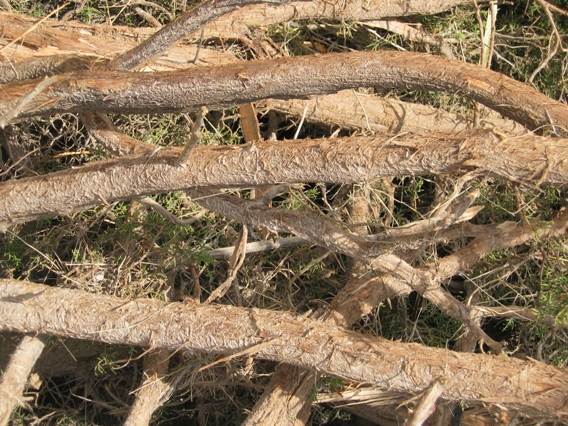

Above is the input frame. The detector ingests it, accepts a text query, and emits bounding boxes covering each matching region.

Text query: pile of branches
[0,0,567,424]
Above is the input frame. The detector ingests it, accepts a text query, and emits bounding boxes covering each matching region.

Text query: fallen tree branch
[80,112,156,156]
[198,0,475,41]
[1,51,566,133]
[0,12,239,72]
[195,192,503,352]
[0,279,567,417]
[0,335,49,426]
[124,349,173,426]
[1,131,567,229]
[107,0,303,71]
[262,91,527,134]
[243,186,377,425]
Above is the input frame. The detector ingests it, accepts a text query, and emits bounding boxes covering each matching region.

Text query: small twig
[207,236,308,259]
[61,0,89,21]
[206,226,248,303]
[293,103,309,139]
[127,0,173,19]
[530,0,566,83]
[351,90,372,133]
[138,196,207,226]
[192,27,205,64]
[196,337,278,373]
[134,6,162,28]
[177,107,207,166]
[539,0,568,16]
[287,251,331,303]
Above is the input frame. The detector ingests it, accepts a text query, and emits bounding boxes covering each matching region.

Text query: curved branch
[262,91,528,134]
[1,51,566,133]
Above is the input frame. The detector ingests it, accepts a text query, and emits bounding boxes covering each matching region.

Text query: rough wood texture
[0,131,567,229]
[0,279,566,417]
[0,12,239,72]
[198,0,474,40]
[107,0,301,71]
[263,91,527,134]
[243,187,376,425]
[0,335,48,426]
[1,51,566,133]
[124,349,172,426]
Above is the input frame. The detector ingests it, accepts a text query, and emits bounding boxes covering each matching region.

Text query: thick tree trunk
[0,131,566,230]
[0,279,567,418]
[1,51,566,133]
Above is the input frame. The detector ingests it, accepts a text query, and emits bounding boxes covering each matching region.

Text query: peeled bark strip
[263,92,527,134]
[0,13,239,72]
[1,51,566,133]
[0,279,567,417]
[0,335,49,426]
[1,131,567,230]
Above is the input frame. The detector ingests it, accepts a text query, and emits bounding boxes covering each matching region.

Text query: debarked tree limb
[0,51,566,133]
[0,279,566,417]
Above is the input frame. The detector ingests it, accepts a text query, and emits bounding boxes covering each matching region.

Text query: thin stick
[138,196,207,226]
[177,107,207,166]
[293,103,309,139]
